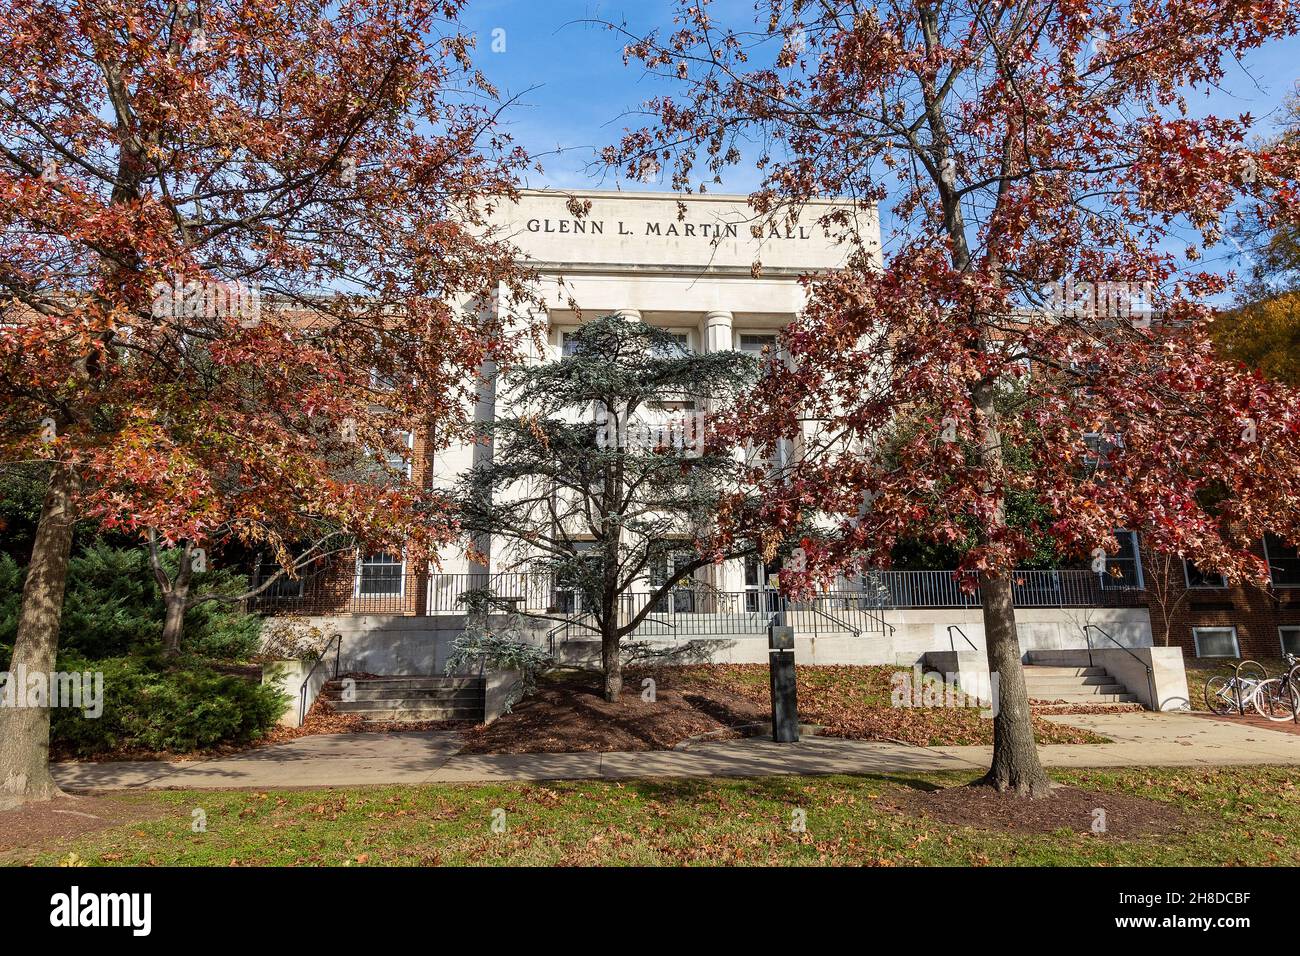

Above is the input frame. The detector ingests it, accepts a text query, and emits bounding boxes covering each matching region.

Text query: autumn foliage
[612,0,1300,793]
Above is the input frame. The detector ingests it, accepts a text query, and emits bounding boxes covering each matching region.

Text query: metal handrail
[947,624,977,651]
[1083,624,1155,709]
[299,631,342,724]
[546,610,599,655]
[804,602,863,636]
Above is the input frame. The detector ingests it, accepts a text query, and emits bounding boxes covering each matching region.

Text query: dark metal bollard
[768,619,799,742]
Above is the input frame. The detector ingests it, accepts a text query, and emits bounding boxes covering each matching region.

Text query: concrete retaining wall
[273,606,1154,673]
[261,658,333,728]
[282,613,550,676]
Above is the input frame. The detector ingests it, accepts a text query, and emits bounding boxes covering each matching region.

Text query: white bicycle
[1205,656,1300,721]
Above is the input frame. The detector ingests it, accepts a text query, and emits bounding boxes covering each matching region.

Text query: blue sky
[460,1,1299,289]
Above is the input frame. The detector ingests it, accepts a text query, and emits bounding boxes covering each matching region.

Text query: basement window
[1280,627,1300,656]
[1192,626,1240,659]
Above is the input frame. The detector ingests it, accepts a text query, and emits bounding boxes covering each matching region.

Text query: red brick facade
[1142,542,1300,663]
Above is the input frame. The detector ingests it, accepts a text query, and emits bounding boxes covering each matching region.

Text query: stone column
[701,310,745,594]
[703,309,733,353]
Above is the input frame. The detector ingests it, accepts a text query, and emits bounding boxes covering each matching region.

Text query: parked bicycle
[1254,653,1300,722]
[1205,660,1270,717]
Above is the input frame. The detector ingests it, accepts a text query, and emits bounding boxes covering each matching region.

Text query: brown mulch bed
[883,782,1192,836]
[458,670,769,754]
[0,794,168,862]
[459,664,1110,754]
[1190,711,1300,736]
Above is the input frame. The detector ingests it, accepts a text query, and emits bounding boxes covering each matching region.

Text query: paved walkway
[50,712,1300,792]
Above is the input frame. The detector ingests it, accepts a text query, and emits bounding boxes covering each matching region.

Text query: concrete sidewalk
[50,712,1300,793]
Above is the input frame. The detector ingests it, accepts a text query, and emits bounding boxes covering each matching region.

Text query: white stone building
[262,190,1185,718]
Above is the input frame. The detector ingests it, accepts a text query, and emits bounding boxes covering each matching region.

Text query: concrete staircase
[1021,664,1138,705]
[320,676,485,722]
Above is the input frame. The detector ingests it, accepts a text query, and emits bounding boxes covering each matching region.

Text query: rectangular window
[560,330,582,357]
[650,548,697,613]
[1264,534,1300,587]
[384,431,413,479]
[371,369,400,392]
[1193,626,1240,658]
[363,431,413,482]
[357,552,404,596]
[1100,530,1144,589]
[651,331,691,356]
[553,541,598,614]
[1183,559,1227,589]
[1280,626,1300,656]
[256,570,305,598]
[1082,431,1124,469]
[738,333,778,354]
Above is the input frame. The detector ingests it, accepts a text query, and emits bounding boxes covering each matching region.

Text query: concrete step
[321,686,483,702]
[328,699,482,719]
[1026,682,1127,696]
[346,708,482,722]
[1028,692,1139,704]
[1022,666,1108,678]
[1022,663,1138,706]
[330,696,482,711]
[1023,676,1125,690]
[325,677,483,690]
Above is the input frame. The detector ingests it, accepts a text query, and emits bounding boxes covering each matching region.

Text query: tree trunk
[601,620,622,702]
[978,570,1053,796]
[0,462,78,808]
[156,538,194,658]
[161,590,187,657]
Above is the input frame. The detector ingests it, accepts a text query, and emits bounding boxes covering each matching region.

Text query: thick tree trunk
[977,570,1053,796]
[0,462,78,808]
[601,621,622,702]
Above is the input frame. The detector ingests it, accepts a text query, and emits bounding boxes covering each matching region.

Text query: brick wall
[1143,543,1300,662]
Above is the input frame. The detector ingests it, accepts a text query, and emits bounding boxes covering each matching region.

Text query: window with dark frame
[1264,534,1300,587]
[1183,559,1227,589]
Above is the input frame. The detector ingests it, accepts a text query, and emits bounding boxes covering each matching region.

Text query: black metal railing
[252,568,1146,617]
[861,569,1146,609]
[299,631,342,724]
[543,589,896,648]
[1083,623,1155,707]
[947,624,978,651]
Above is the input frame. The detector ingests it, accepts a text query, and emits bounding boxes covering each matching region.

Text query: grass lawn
[8,766,1297,866]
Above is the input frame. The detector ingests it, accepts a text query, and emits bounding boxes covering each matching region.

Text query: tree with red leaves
[0,0,534,806]
[612,0,1300,795]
